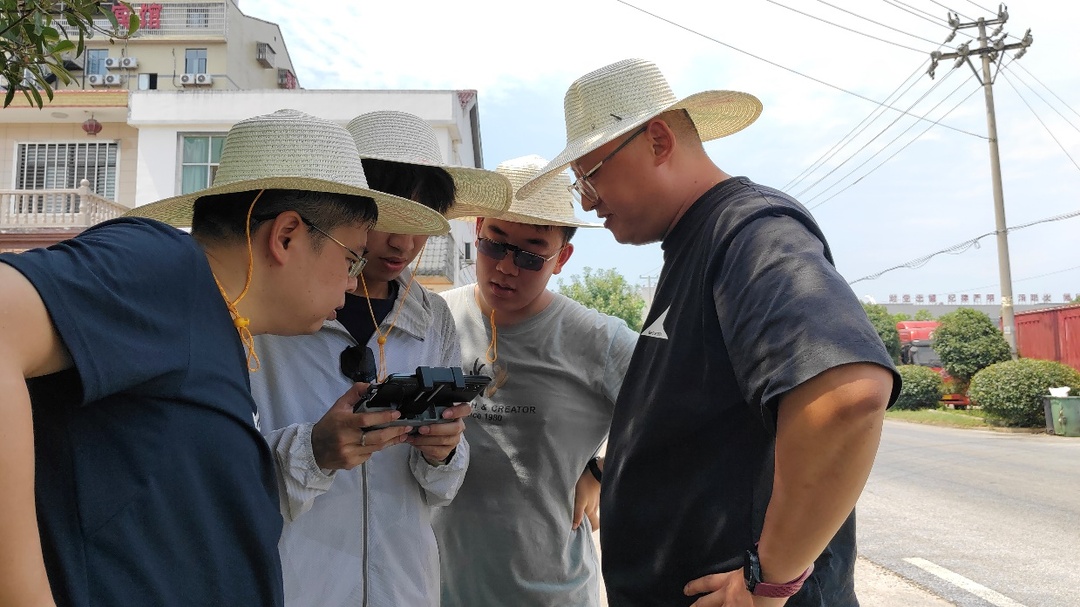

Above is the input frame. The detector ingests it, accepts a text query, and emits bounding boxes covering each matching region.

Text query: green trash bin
[1047,397,1080,437]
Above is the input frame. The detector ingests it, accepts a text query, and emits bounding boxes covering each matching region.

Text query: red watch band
[744,545,814,598]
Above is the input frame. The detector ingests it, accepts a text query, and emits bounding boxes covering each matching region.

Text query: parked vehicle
[896,321,970,408]
[1013,304,1080,372]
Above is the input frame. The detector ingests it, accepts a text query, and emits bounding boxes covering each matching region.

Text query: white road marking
[904,557,1028,607]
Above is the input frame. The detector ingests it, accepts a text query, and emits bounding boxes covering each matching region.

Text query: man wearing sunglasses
[433,155,639,607]
[247,111,513,607]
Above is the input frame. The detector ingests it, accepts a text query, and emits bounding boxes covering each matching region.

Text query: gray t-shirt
[435,286,639,607]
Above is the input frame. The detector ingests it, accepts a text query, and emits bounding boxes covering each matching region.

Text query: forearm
[0,374,55,606]
[757,363,891,583]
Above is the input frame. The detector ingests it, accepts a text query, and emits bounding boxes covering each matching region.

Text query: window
[181,135,226,194]
[15,142,118,212]
[187,5,210,27]
[184,49,207,74]
[86,49,109,76]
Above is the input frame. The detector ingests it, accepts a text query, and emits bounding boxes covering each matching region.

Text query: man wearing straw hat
[521,59,899,606]
[433,155,639,607]
[249,110,513,606]
[0,108,447,606]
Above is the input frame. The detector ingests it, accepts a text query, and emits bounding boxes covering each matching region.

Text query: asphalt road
[857,420,1080,607]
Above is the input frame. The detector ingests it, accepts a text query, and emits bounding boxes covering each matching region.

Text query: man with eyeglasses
[433,155,639,607]
[0,109,448,606]
[520,59,899,607]
[247,111,513,607]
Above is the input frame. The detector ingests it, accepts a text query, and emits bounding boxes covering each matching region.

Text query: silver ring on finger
[360,432,367,447]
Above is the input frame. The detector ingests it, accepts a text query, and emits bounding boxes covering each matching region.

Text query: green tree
[891,312,911,323]
[914,309,935,321]
[558,267,645,331]
[933,308,1011,384]
[1,1,138,107]
[862,303,900,363]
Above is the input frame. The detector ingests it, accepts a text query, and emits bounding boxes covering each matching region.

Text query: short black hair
[191,189,378,246]
[361,158,456,215]
[535,224,578,244]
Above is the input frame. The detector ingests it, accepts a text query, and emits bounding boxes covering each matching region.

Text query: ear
[264,211,305,266]
[551,242,574,275]
[644,118,677,166]
[474,217,485,240]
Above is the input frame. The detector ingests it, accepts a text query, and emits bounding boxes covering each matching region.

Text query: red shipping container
[1014,304,1080,372]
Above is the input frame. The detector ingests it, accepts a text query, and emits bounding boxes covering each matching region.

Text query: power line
[812,75,980,207]
[813,0,944,45]
[849,208,1080,285]
[960,0,1000,17]
[612,0,987,139]
[765,0,934,51]
[927,0,974,22]
[958,264,1080,294]
[1000,70,1080,173]
[1011,62,1080,123]
[795,67,962,200]
[782,61,928,192]
[807,73,984,207]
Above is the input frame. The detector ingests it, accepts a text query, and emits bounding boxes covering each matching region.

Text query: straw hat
[126,109,450,235]
[346,110,513,220]
[492,155,600,228]
[518,58,762,199]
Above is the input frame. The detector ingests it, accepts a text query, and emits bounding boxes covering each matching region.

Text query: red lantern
[82,116,102,136]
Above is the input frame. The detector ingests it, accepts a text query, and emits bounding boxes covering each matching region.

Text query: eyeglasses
[299,216,367,278]
[476,237,563,272]
[567,124,648,204]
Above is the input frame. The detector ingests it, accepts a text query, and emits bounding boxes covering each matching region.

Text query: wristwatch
[744,545,813,598]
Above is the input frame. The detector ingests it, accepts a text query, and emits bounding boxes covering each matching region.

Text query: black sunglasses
[340,345,377,383]
[476,237,563,272]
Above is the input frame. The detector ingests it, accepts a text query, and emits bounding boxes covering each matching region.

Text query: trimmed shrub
[934,308,1011,383]
[968,359,1080,427]
[894,365,945,410]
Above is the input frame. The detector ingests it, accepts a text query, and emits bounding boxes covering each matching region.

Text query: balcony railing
[0,180,129,229]
[92,2,228,39]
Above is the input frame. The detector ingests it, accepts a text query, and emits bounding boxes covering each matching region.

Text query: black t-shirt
[2,219,284,606]
[601,178,899,606]
[337,280,399,347]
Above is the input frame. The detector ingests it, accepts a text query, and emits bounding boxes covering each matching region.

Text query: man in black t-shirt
[0,110,448,606]
[521,60,900,606]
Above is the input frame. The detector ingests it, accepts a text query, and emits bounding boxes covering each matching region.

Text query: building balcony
[93,2,228,39]
[1,180,128,236]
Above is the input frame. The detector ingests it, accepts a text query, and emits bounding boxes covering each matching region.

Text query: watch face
[744,548,761,591]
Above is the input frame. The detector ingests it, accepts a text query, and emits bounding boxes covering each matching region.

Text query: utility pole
[927,3,1033,359]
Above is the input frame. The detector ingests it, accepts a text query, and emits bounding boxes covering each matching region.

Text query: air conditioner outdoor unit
[88,74,105,86]
[120,57,138,69]
[103,74,123,86]
[195,73,213,85]
[180,73,196,86]
[104,57,120,69]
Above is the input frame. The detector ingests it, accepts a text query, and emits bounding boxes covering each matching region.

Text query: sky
[250,0,1080,306]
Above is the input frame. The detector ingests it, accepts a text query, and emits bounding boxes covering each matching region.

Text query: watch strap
[744,545,813,598]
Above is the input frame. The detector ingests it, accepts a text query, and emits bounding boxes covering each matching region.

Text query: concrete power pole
[927,4,1033,359]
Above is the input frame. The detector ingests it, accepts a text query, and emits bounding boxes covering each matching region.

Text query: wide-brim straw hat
[126,109,450,235]
[346,110,513,220]
[518,58,762,199]
[492,155,601,228]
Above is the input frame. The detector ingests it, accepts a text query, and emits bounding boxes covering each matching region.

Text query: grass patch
[886,407,991,428]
